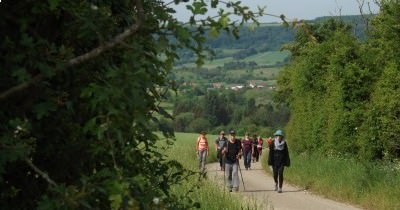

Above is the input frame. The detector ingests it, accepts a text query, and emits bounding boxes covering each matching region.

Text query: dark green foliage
[172,89,289,136]
[0,0,262,209]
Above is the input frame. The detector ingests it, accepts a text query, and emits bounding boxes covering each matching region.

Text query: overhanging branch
[0,1,144,101]
[25,158,57,187]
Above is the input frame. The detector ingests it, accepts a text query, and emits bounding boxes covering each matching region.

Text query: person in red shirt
[242,133,253,170]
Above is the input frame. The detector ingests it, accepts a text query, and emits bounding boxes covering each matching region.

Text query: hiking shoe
[278,188,282,193]
[232,187,239,192]
[274,185,278,191]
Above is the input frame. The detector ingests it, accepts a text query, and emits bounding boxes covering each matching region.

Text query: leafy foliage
[277,1,400,160]
[172,88,289,136]
[0,0,263,209]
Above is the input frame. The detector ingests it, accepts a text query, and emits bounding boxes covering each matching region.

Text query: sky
[170,0,380,23]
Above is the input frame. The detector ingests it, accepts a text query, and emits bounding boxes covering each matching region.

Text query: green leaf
[219,16,229,28]
[11,68,31,82]
[33,101,57,120]
[211,0,218,8]
[176,27,190,43]
[208,27,219,38]
[48,0,60,11]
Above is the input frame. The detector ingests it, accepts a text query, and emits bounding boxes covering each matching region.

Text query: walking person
[256,135,264,161]
[196,131,209,173]
[222,130,242,192]
[241,133,253,170]
[268,130,290,193]
[252,134,259,163]
[214,130,227,171]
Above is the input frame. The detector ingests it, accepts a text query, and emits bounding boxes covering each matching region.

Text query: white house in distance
[248,80,267,88]
[227,84,244,91]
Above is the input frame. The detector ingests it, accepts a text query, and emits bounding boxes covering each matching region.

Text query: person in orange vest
[196,131,209,172]
[268,130,290,193]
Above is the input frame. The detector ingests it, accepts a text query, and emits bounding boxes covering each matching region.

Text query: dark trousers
[217,149,225,169]
[273,165,285,188]
[252,148,259,162]
[243,150,252,168]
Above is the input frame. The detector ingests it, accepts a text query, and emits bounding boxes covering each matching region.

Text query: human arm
[237,140,242,159]
[195,137,199,152]
[284,142,290,167]
[267,144,273,166]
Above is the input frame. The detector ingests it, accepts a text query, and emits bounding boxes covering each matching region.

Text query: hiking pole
[223,164,226,194]
[237,159,246,191]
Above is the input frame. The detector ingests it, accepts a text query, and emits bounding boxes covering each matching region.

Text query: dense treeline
[277,1,400,161]
[207,24,295,52]
[172,89,290,136]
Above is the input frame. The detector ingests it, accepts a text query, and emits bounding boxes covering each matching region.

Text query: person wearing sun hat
[215,130,228,171]
[268,129,290,193]
[196,131,209,173]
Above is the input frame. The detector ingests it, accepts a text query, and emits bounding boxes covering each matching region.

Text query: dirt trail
[206,160,363,210]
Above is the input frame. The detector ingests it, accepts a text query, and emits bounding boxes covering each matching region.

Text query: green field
[180,50,289,69]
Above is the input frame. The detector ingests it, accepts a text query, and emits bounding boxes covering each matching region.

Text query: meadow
[162,132,264,210]
[179,50,289,69]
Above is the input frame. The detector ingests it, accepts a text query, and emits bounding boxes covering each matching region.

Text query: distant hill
[172,14,372,92]
[176,15,370,65]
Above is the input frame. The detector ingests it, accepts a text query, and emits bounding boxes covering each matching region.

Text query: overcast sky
[170,0,380,23]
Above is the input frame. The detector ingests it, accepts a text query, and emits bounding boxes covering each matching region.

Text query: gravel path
[207,160,363,210]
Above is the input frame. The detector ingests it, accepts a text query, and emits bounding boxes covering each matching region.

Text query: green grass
[243,88,275,106]
[180,50,289,69]
[244,51,289,65]
[263,152,400,210]
[253,67,281,79]
[162,132,264,210]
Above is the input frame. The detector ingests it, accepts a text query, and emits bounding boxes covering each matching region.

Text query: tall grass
[269,152,400,210]
[163,132,263,209]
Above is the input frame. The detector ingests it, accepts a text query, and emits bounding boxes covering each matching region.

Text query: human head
[219,130,225,136]
[200,131,207,136]
[274,130,284,140]
[229,130,236,136]
[274,130,284,137]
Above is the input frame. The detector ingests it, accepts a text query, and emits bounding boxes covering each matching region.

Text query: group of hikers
[196,129,290,193]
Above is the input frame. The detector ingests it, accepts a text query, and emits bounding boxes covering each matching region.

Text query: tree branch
[25,158,57,187]
[0,1,145,101]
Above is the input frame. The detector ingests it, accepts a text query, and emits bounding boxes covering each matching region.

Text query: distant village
[181,80,277,91]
